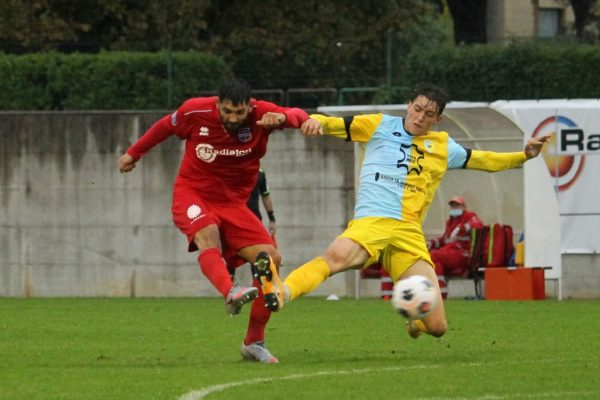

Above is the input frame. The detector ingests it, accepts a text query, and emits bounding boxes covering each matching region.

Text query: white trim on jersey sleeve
[183,109,212,115]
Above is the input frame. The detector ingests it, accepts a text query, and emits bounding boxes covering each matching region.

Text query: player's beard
[223,118,251,134]
[222,120,243,133]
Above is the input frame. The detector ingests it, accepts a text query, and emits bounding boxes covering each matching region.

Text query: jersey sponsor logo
[171,111,178,126]
[397,143,424,175]
[195,143,252,163]
[374,172,424,194]
[186,204,205,223]
[199,126,209,136]
[237,127,252,143]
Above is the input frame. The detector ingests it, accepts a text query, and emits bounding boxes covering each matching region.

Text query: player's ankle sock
[284,257,330,300]
[198,248,232,298]
[244,279,271,345]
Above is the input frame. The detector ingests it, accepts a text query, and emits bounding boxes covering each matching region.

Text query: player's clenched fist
[300,118,322,136]
[256,112,286,128]
[118,153,137,173]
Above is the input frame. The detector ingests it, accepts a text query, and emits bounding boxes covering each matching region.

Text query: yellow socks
[284,257,331,300]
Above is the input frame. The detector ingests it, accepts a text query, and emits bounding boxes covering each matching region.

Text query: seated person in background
[428,197,483,299]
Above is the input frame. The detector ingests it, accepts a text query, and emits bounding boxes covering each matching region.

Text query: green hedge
[400,41,600,102]
[2,42,600,110]
[0,51,229,110]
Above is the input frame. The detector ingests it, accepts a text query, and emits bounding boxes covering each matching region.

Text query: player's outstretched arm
[119,115,176,174]
[465,134,551,172]
[524,135,551,159]
[302,113,379,142]
[118,153,137,173]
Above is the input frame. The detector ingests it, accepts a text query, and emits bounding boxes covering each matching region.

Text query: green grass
[1,297,599,400]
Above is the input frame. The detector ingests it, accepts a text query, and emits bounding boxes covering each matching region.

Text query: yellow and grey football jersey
[312,113,527,224]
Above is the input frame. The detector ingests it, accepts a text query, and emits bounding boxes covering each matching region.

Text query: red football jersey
[440,210,484,251]
[127,97,308,204]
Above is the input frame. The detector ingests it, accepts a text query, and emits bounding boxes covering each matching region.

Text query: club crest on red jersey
[238,127,252,143]
[186,204,205,223]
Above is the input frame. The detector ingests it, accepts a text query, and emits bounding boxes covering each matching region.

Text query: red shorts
[171,185,274,256]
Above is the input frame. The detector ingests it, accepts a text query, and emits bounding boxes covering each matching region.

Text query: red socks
[244,279,271,345]
[198,248,233,298]
[198,248,271,345]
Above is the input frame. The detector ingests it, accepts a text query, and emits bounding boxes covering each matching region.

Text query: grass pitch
[1,297,599,399]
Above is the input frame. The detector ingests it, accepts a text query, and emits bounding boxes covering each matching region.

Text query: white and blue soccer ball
[392,275,438,320]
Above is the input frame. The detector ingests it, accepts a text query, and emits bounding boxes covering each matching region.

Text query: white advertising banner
[492,100,600,277]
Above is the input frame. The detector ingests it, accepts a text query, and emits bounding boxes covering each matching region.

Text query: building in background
[487,0,575,42]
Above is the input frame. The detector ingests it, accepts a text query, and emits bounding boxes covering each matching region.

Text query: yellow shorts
[338,216,433,282]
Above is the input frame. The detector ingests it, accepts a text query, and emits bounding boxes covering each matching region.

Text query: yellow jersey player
[253,83,549,340]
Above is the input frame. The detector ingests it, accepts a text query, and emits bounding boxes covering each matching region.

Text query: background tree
[0,0,86,52]
[446,0,487,43]
[569,0,600,41]
[200,0,451,89]
[0,0,451,91]
[0,0,211,52]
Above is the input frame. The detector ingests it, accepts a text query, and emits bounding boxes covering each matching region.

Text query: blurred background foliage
[0,0,599,109]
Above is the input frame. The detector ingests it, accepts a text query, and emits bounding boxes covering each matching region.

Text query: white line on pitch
[177,364,438,400]
[177,358,597,400]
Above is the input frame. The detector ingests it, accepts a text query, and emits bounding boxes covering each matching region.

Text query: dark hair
[218,78,252,105]
[409,83,448,115]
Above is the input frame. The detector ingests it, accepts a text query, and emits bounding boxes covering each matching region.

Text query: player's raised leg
[282,237,371,305]
[192,225,257,315]
[399,259,447,338]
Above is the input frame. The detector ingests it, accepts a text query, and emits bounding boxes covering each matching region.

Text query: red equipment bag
[468,224,514,272]
[467,224,515,299]
[486,223,514,267]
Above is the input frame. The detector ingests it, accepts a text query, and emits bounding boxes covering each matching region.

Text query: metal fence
[199,86,411,109]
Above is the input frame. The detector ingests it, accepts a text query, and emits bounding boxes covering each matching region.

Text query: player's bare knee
[427,320,448,338]
[320,249,347,272]
[193,225,221,250]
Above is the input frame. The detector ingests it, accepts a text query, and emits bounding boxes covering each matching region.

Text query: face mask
[448,208,463,217]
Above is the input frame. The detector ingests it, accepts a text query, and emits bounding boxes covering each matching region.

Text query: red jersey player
[118,79,309,363]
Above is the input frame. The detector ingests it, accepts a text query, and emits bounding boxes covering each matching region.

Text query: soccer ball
[392,275,438,320]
